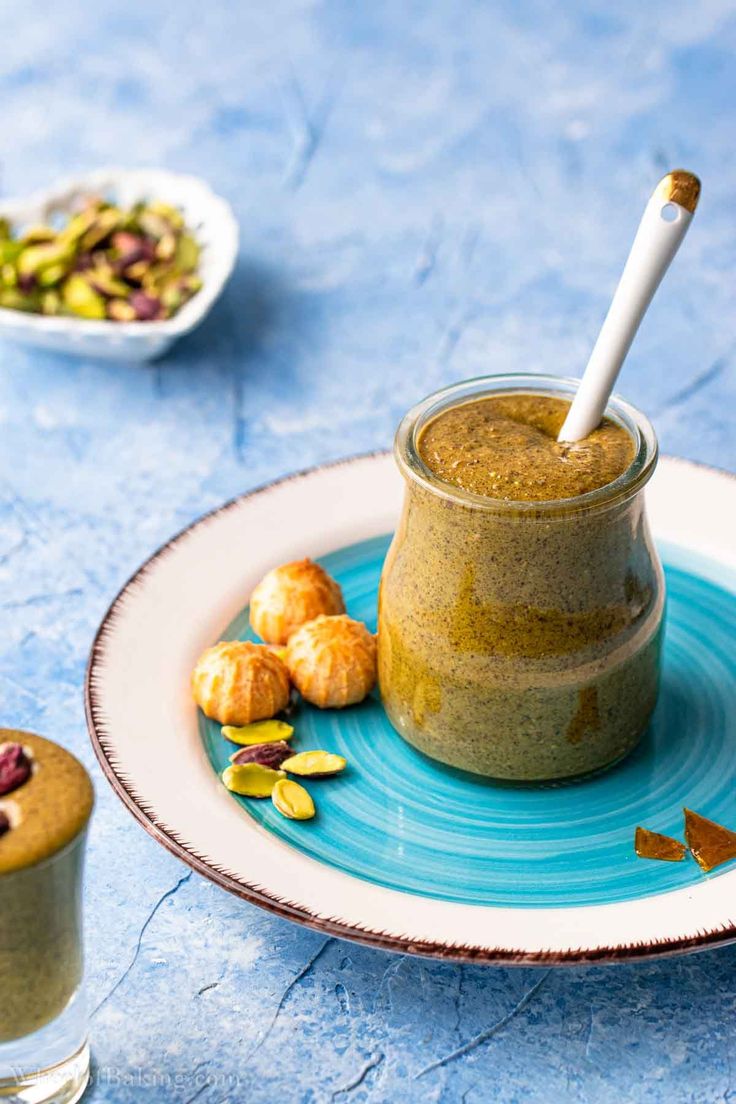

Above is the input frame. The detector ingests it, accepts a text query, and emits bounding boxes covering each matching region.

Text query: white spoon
[558,170,701,443]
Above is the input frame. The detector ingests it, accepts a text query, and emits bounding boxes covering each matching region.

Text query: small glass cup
[0,732,93,1104]
[378,373,664,782]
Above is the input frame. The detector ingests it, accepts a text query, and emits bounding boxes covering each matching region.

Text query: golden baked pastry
[249,559,345,645]
[285,615,377,709]
[191,641,290,725]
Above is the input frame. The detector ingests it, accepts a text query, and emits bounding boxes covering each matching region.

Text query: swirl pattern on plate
[200,535,736,908]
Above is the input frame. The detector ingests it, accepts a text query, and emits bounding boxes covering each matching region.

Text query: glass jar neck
[395,373,658,517]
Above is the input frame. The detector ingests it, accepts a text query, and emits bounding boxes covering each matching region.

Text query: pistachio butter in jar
[0,731,93,1103]
[378,374,664,782]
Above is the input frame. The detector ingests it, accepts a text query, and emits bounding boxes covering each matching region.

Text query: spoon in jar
[557,170,701,443]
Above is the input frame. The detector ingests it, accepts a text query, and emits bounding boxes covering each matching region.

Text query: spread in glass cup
[0,731,93,1043]
[378,374,664,782]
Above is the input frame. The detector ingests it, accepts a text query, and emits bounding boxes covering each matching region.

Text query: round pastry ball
[191,641,290,725]
[285,615,377,709]
[249,559,345,645]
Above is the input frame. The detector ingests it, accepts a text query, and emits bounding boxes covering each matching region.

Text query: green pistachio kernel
[222,763,285,798]
[62,274,106,319]
[58,206,101,245]
[40,290,61,315]
[0,241,22,267]
[141,261,172,291]
[17,242,73,277]
[175,234,200,272]
[146,201,185,229]
[0,288,37,311]
[87,266,131,298]
[221,719,295,746]
[122,201,146,230]
[38,262,71,287]
[280,751,347,778]
[124,259,149,282]
[107,298,137,321]
[21,224,56,244]
[155,232,177,261]
[160,283,183,312]
[272,778,316,820]
[79,208,122,251]
[138,210,171,239]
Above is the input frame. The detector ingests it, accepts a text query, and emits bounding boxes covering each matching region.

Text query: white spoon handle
[558,171,700,443]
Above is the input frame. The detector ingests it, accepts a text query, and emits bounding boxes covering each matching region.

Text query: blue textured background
[1,2,735,1101]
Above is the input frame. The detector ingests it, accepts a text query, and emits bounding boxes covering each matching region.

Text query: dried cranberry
[0,809,9,836]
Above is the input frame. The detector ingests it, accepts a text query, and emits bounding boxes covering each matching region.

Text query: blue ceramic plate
[201,534,736,910]
[88,453,736,964]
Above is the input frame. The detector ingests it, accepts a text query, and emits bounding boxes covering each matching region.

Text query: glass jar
[0,731,93,1104]
[378,374,664,782]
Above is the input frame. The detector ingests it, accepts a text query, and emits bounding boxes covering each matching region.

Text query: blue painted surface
[202,537,736,909]
[0,2,735,1101]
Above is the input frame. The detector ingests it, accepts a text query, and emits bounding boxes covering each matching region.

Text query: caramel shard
[684,808,736,873]
[635,826,686,862]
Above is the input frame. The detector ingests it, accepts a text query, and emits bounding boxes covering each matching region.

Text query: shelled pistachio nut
[272,778,315,820]
[229,741,292,769]
[222,719,294,746]
[62,274,106,320]
[221,763,285,798]
[281,751,347,778]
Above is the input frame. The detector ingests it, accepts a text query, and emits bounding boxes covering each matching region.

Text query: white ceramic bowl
[0,168,239,361]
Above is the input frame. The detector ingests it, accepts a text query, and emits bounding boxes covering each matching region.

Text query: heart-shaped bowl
[0,168,238,361]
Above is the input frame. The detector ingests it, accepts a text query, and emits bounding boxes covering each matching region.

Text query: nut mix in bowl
[0,169,238,360]
[0,196,202,322]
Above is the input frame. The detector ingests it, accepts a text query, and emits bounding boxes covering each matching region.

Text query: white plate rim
[85,452,736,966]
